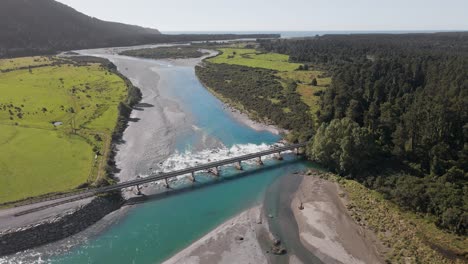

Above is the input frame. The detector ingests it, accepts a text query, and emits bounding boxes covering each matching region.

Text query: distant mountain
[0,0,161,57]
[0,0,280,58]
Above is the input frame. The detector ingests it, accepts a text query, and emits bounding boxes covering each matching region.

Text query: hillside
[0,0,280,58]
[0,0,161,57]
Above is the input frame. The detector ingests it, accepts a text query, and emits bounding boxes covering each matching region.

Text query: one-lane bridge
[13,143,306,216]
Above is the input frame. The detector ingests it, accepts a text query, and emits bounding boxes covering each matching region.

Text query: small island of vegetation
[120,46,209,60]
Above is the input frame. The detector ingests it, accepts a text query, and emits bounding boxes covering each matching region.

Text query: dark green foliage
[196,62,314,140]
[368,172,467,235]
[120,46,207,59]
[311,77,318,86]
[261,33,468,235]
[307,118,380,175]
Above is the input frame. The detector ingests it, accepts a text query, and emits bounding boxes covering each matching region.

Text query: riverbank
[320,173,468,263]
[196,76,284,136]
[291,173,384,263]
[163,206,268,264]
[0,194,123,257]
[164,171,386,264]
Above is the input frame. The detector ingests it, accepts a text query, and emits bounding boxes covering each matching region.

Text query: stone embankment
[0,194,123,256]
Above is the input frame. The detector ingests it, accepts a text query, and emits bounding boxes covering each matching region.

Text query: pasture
[208,48,302,71]
[208,48,331,117]
[0,57,128,204]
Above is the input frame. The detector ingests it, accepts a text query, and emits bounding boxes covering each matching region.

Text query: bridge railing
[12,143,307,211]
[95,142,306,193]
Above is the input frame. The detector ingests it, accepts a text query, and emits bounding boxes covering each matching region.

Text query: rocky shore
[0,194,123,257]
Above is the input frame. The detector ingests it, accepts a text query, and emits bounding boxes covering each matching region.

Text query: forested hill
[0,0,279,58]
[260,33,468,235]
[260,32,468,64]
[0,0,162,57]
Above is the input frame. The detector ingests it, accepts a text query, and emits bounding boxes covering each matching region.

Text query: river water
[3,46,313,264]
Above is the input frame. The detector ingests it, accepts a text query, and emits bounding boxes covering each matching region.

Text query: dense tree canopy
[261,33,468,235]
[196,63,314,138]
[307,118,380,175]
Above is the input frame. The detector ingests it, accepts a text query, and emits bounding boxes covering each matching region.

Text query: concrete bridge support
[275,152,283,161]
[257,157,264,165]
[235,161,243,170]
[136,185,142,195]
[190,172,196,182]
[164,178,170,188]
[211,167,220,177]
[294,147,299,155]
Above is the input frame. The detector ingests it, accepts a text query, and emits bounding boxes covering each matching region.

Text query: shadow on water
[125,158,305,206]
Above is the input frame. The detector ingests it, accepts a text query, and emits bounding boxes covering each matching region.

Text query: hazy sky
[56,0,467,31]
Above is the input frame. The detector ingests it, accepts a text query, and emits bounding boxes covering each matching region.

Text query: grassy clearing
[208,48,302,71]
[277,70,331,117]
[296,84,325,114]
[207,48,329,117]
[0,56,57,71]
[319,173,467,263]
[0,57,128,204]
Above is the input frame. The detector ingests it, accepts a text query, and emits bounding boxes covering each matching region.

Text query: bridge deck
[96,142,306,193]
[11,143,306,215]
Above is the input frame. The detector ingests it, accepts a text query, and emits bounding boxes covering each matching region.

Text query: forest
[260,33,467,235]
[196,63,314,137]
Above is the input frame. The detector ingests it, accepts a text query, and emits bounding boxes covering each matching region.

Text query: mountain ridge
[0,0,162,57]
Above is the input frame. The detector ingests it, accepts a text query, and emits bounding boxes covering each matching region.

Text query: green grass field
[208,48,302,71]
[0,57,128,204]
[277,71,331,116]
[0,125,93,202]
[0,56,56,71]
[208,48,330,117]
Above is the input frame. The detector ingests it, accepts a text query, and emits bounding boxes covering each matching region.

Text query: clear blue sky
[56,0,468,31]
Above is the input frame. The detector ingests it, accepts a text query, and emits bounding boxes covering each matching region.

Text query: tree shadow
[136,103,154,107]
[128,117,141,122]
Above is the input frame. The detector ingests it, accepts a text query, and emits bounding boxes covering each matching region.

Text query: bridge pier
[275,152,283,161]
[235,161,243,170]
[190,171,196,182]
[164,178,170,188]
[257,157,264,165]
[136,184,142,195]
[211,167,220,177]
[294,147,299,155]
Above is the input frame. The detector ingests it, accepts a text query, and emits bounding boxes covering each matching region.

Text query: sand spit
[163,206,268,264]
[292,174,384,264]
[226,106,284,135]
[164,172,385,264]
